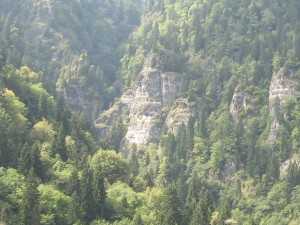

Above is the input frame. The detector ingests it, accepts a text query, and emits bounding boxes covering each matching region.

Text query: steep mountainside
[0,0,141,120]
[96,0,300,224]
[96,54,193,153]
[2,0,300,225]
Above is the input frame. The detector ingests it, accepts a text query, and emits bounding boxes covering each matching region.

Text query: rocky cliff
[56,54,103,121]
[230,86,248,123]
[95,55,193,154]
[165,98,193,134]
[0,0,140,120]
[268,66,300,143]
[280,154,300,178]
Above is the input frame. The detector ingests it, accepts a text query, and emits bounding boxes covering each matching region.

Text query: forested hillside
[1,0,300,225]
[0,0,141,120]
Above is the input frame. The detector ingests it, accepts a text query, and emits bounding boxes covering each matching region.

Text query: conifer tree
[93,171,106,218]
[21,171,40,225]
[159,184,183,225]
[18,142,32,175]
[38,94,48,118]
[54,124,67,161]
[31,143,45,180]
[80,166,97,222]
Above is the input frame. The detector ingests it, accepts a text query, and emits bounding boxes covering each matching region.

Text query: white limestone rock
[95,55,193,154]
[268,67,300,143]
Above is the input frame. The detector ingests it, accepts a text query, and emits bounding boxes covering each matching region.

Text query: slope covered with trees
[1,0,300,225]
[0,0,141,120]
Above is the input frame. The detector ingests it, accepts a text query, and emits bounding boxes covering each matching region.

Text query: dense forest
[1,0,300,225]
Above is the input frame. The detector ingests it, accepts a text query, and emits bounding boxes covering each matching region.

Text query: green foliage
[0,168,25,225]
[1,0,300,225]
[90,150,129,183]
[38,184,75,225]
[0,88,27,166]
[107,181,142,219]
[22,173,40,225]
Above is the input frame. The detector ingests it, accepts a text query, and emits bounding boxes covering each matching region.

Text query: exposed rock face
[161,73,183,107]
[268,67,300,143]
[56,54,103,121]
[95,55,192,153]
[165,98,193,134]
[269,67,298,106]
[0,0,139,121]
[280,154,300,178]
[124,66,163,146]
[230,87,247,122]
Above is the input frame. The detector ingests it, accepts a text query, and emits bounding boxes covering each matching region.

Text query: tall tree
[158,184,183,225]
[21,171,40,225]
[93,171,106,218]
[80,166,97,222]
[54,124,67,161]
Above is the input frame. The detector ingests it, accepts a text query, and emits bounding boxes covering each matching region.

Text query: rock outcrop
[165,98,193,134]
[280,154,300,178]
[268,67,300,143]
[95,55,193,153]
[269,67,298,106]
[56,54,103,121]
[230,86,248,123]
[0,0,139,121]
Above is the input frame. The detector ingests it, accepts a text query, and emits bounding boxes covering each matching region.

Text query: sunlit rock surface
[95,55,193,154]
[268,66,300,143]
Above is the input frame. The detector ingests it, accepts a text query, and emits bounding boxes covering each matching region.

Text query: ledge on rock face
[269,67,299,108]
[268,66,300,143]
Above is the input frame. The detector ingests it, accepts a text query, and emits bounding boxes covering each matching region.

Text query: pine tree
[38,94,48,118]
[80,166,97,222]
[18,142,32,175]
[176,124,187,162]
[159,184,183,225]
[54,124,67,161]
[110,118,126,150]
[31,143,45,180]
[266,151,280,182]
[55,96,70,132]
[21,171,40,225]
[185,171,213,225]
[162,134,176,162]
[93,171,106,218]
[19,143,45,179]
[68,169,82,221]
[128,150,139,176]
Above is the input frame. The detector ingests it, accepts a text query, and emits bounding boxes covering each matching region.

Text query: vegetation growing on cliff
[1,0,300,225]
